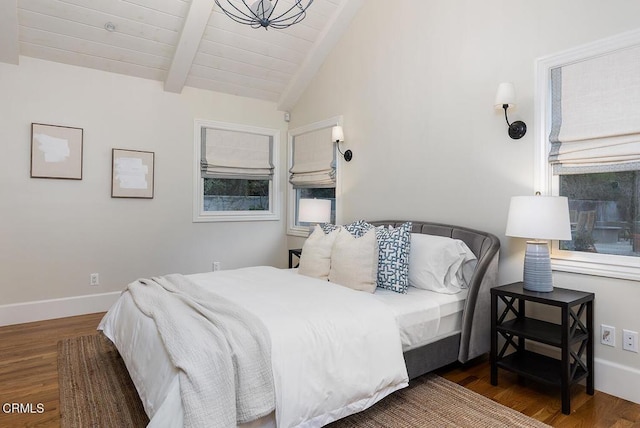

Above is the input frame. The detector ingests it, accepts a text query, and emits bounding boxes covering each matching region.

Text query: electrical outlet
[601,324,615,347]
[623,329,639,353]
[212,261,221,272]
[90,273,99,286]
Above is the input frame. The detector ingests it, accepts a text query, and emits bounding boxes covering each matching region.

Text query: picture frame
[30,123,84,180]
[111,149,155,199]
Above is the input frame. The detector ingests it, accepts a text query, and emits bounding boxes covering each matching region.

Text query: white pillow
[298,225,339,280]
[328,228,378,293]
[408,233,477,294]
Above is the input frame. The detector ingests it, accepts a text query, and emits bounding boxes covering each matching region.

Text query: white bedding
[99,266,409,428]
[373,286,467,352]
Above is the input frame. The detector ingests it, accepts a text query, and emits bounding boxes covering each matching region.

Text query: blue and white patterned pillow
[376,222,412,293]
[319,222,339,234]
[320,220,373,237]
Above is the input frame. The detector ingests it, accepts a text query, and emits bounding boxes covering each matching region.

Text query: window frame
[534,29,640,280]
[193,119,280,223]
[287,116,342,237]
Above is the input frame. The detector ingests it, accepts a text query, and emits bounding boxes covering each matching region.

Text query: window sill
[287,226,311,237]
[552,255,640,281]
[193,211,280,223]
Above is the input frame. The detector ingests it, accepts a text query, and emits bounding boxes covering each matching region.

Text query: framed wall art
[111,149,155,199]
[30,123,83,179]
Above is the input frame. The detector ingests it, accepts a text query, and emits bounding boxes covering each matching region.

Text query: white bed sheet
[372,286,467,352]
[99,267,408,428]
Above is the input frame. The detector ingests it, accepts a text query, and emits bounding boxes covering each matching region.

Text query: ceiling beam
[0,0,19,65]
[277,0,364,112]
[164,0,215,93]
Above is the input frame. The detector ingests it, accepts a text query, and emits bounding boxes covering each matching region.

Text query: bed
[98,220,500,428]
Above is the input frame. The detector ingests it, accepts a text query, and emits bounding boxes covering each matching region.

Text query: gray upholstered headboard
[370,221,500,363]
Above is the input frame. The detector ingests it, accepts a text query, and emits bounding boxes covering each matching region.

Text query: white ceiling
[0,0,363,110]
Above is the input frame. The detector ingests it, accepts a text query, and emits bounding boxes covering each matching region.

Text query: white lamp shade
[331,125,344,142]
[495,82,517,108]
[298,198,331,223]
[505,196,572,241]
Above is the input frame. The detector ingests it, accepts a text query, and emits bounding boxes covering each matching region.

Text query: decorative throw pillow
[408,233,477,294]
[298,225,339,281]
[320,220,373,237]
[328,228,378,293]
[319,222,339,234]
[376,222,412,294]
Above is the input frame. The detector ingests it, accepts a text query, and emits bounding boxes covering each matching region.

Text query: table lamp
[298,198,331,233]
[505,195,572,292]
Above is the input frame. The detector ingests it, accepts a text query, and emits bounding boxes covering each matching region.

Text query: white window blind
[289,127,335,188]
[201,127,274,180]
[549,44,640,174]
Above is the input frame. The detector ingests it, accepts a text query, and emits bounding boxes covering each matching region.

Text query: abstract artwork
[111,149,155,199]
[30,123,83,179]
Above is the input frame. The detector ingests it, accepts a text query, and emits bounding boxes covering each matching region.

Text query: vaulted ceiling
[0,0,363,110]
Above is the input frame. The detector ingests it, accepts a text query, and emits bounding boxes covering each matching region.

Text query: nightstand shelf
[496,350,588,387]
[490,282,594,415]
[497,318,588,348]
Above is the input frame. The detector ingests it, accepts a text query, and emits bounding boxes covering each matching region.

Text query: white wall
[0,57,288,316]
[289,0,640,403]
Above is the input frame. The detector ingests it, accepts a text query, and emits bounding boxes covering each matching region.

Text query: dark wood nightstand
[288,248,302,269]
[490,282,594,415]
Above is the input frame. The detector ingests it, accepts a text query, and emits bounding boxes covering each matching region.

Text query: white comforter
[99,266,409,428]
[126,274,275,428]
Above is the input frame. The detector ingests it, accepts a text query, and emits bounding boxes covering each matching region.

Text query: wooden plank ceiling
[0,0,363,110]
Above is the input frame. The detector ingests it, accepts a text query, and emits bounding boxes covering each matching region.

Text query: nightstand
[490,282,594,415]
[288,248,302,269]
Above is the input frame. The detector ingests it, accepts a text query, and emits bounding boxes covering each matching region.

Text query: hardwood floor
[437,359,640,427]
[0,313,105,428]
[1,313,638,427]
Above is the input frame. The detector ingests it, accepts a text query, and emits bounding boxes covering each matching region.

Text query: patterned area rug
[58,334,549,427]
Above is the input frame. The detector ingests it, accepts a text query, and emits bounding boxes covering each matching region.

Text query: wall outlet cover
[623,329,639,353]
[601,324,615,347]
[90,273,99,286]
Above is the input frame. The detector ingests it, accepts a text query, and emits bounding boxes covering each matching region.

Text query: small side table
[490,282,594,415]
[288,248,302,268]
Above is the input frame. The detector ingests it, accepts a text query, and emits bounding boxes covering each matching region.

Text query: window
[559,172,639,256]
[287,117,340,236]
[535,29,640,279]
[193,119,279,222]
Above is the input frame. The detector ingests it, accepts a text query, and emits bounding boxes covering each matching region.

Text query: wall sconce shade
[495,82,527,140]
[298,198,331,224]
[331,125,352,162]
[331,126,344,142]
[506,195,571,292]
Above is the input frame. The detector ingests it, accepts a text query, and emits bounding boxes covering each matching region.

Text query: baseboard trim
[0,292,120,327]
[595,357,640,405]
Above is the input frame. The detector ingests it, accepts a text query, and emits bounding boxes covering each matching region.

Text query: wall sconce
[331,125,352,162]
[495,82,527,140]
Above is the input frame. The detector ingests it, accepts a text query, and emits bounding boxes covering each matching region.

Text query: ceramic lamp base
[523,241,553,292]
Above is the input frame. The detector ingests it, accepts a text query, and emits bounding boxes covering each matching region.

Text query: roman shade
[549,44,640,174]
[201,127,274,180]
[289,127,335,188]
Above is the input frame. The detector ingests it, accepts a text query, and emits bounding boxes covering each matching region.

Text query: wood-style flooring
[0,312,638,427]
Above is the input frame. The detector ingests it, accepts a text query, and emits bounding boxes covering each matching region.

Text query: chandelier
[214,0,314,30]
